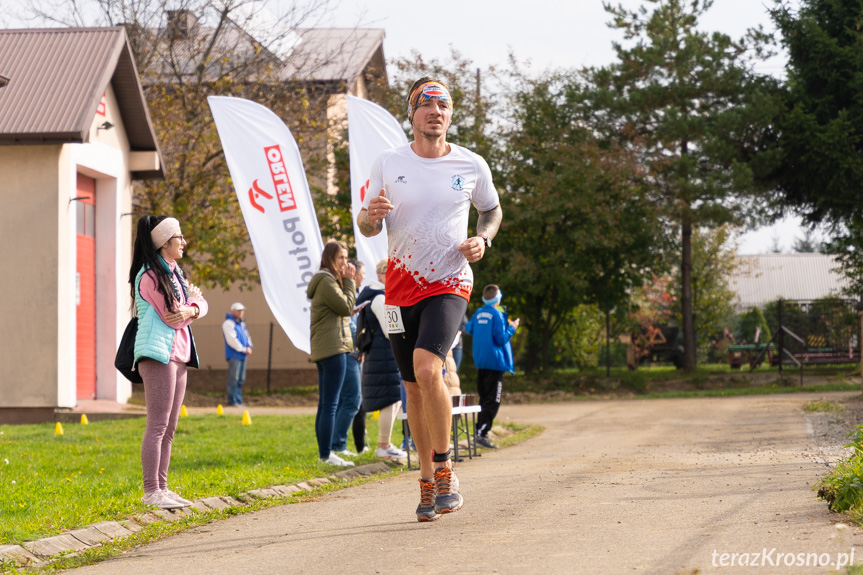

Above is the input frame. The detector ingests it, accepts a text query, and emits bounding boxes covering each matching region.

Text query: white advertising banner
[347,95,408,277]
[207,96,322,354]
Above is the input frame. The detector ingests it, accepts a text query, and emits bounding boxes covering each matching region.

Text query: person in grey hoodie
[306,240,357,467]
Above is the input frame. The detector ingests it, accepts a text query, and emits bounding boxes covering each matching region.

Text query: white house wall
[0,145,63,409]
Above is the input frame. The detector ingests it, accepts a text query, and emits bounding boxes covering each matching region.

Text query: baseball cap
[230,302,245,311]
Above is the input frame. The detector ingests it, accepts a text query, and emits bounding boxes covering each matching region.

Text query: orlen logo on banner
[248,145,297,214]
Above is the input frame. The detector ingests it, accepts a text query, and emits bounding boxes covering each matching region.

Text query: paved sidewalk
[58,392,863,574]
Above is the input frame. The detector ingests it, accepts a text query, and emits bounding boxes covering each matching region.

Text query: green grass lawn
[0,413,405,545]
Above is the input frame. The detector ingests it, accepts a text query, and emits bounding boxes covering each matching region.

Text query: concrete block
[68,527,110,546]
[91,521,134,540]
[332,469,361,480]
[201,496,231,510]
[0,545,39,566]
[307,478,332,487]
[270,485,294,496]
[294,482,313,491]
[219,496,244,507]
[23,534,89,557]
[190,501,210,512]
[151,509,184,521]
[132,513,162,525]
[119,520,143,533]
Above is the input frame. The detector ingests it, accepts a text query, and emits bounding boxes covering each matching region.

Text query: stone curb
[1,461,396,569]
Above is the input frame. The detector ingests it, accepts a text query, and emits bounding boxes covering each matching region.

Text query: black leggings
[476,369,504,437]
[352,408,366,452]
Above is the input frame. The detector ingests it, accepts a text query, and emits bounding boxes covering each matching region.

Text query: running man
[357,77,502,522]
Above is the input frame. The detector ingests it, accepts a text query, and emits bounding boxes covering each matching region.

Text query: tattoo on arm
[358,209,383,237]
[476,205,503,240]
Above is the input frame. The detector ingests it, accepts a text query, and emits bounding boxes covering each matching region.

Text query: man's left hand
[457,237,486,263]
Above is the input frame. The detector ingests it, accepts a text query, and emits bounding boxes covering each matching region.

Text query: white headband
[151,218,181,248]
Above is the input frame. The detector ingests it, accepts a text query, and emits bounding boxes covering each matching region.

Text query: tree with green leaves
[674,225,739,361]
[588,0,782,370]
[491,75,664,373]
[771,0,863,289]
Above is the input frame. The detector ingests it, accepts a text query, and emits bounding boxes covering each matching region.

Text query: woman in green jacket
[307,240,356,467]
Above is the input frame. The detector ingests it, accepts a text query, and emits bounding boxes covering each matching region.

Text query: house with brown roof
[0,26,163,423]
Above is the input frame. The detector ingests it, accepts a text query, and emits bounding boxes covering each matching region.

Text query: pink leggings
[138,359,187,493]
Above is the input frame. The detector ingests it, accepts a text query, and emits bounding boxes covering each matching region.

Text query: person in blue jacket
[222,302,253,406]
[465,284,519,449]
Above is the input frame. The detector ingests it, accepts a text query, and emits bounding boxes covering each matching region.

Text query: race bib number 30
[385,305,405,334]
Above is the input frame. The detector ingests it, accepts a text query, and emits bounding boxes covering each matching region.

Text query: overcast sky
[320,0,820,254]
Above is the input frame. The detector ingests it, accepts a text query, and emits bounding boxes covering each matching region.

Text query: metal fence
[759,298,862,380]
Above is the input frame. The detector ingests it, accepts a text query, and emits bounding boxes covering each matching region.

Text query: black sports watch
[478,233,492,248]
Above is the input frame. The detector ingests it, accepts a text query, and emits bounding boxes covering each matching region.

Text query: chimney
[166,10,198,39]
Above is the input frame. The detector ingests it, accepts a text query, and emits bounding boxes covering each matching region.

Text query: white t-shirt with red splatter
[364,143,499,307]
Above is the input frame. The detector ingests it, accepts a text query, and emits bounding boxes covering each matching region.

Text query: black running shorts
[388,294,469,383]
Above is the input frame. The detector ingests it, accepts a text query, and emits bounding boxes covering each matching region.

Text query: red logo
[248,179,273,213]
[265,145,297,212]
[246,145,299,213]
[360,179,370,203]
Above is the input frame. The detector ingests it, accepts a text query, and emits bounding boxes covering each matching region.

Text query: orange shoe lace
[419,479,435,507]
[434,467,453,495]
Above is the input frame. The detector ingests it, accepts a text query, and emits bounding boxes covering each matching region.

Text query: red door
[76,174,96,399]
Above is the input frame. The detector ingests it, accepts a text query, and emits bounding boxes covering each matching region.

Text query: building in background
[142,16,389,393]
[0,26,164,423]
[0,15,392,416]
[730,254,852,311]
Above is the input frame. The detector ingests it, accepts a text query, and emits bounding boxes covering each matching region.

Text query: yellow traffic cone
[55,422,64,435]
[241,410,252,426]
[180,405,189,417]
[80,414,89,425]
[217,404,224,415]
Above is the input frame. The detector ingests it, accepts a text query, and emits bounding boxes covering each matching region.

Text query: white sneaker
[360,446,371,454]
[321,452,355,467]
[163,489,193,506]
[142,491,184,509]
[336,449,357,457]
[375,444,407,459]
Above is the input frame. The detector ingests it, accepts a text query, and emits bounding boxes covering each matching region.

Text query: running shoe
[163,489,193,506]
[475,434,498,449]
[321,452,355,467]
[141,491,184,510]
[416,478,439,522]
[433,465,463,515]
[375,444,407,458]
